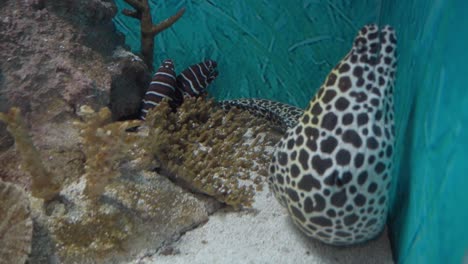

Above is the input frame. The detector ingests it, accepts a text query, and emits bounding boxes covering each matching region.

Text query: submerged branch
[121,0,186,70]
[151,7,186,35]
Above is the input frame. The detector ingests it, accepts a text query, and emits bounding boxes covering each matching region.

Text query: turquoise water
[382,0,468,263]
[114,1,468,263]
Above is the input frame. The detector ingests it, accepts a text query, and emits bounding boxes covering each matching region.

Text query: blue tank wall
[113,1,468,263]
[113,0,382,108]
[381,0,468,263]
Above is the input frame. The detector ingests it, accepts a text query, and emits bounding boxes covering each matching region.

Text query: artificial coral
[74,106,144,201]
[0,96,274,261]
[122,0,185,71]
[0,108,60,201]
[144,97,272,208]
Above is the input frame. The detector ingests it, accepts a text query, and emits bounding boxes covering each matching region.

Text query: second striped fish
[140,59,176,120]
[173,60,218,106]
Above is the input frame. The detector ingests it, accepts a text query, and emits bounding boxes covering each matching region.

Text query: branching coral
[74,97,273,209]
[74,106,145,200]
[1,97,275,261]
[144,97,272,208]
[122,0,185,70]
[0,108,60,201]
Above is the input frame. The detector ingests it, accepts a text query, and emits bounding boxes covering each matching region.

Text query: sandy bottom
[134,181,394,264]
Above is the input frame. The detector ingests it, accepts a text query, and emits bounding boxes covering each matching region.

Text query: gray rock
[32,171,212,264]
[108,51,151,121]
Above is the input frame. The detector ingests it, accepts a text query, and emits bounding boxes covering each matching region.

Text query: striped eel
[140,59,218,119]
[140,59,177,120]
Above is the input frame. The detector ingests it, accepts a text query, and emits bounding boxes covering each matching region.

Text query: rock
[109,48,151,121]
[0,149,32,189]
[0,0,112,127]
[0,123,13,152]
[0,66,14,151]
[45,0,121,56]
[30,171,212,263]
[0,180,33,264]
[23,0,46,10]
[0,1,218,263]
[0,0,146,151]
[46,0,117,26]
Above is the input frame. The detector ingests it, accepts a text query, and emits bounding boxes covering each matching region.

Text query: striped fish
[172,60,218,106]
[140,59,176,120]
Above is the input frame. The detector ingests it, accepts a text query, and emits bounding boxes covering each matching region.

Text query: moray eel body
[172,60,219,107]
[268,24,397,245]
[140,59,218,118]
[141,59,176,120]
[219,99,303,131]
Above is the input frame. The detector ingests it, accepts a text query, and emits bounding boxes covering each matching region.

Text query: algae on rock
[48,170,210,263]
[51,208,133,261]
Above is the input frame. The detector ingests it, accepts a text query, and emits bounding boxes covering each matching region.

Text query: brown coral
[0,179,33,264]
[74,106,144,200]
[0,108,60,201]
[122,0,185,70]
[144,97,273,208]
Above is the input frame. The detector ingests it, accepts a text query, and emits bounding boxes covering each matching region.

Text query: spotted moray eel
[224,24,397,245]
[219,98,303,130]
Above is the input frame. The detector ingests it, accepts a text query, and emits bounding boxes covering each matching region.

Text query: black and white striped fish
[172,60,219,106]
[140,59,176,120]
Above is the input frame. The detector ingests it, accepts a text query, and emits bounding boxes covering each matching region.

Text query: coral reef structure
[143,97,273,208]
[268,24,397,245]
[0,0,281,262]
[0,108,60,201]
[0,179,33,264]
[0,96,275,262]
[121,0,185,70]
[46,170,211,263]
[74,106,143,200]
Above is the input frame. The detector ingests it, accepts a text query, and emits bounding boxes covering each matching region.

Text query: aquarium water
[114,0,468,263]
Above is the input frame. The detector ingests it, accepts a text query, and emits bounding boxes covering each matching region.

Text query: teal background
[113,0,468,263]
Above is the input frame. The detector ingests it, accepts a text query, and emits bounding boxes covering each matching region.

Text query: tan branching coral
[144,97,272,208]
[0,108,60,201]
[0,179,33,264]
[74,106,144,200]
[0,98,274,262]
[122,0,185,70]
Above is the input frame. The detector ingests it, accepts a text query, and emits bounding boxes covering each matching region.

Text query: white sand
[134,182,394,264]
